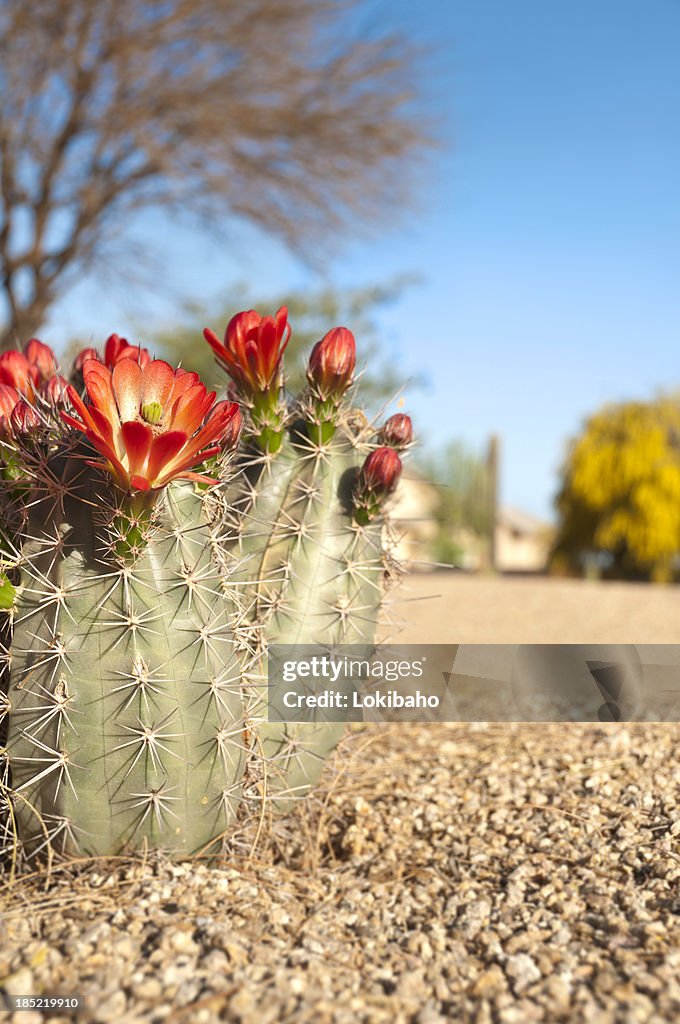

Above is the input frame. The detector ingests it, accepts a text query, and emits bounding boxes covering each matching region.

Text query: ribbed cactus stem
[235,422,389,808]
[6,453,245,857]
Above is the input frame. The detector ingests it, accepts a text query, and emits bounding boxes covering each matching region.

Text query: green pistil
[141,400,163,425]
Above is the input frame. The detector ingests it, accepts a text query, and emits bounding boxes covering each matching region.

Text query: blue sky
[46,0,680,519]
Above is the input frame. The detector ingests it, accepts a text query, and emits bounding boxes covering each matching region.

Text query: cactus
[234,425,390,811]
[1,311,408,860]
[6,458,245,858]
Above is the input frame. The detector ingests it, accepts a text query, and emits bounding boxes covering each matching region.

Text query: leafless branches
[0,0,433,347]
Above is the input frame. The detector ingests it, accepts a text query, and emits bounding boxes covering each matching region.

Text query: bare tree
[0,0,433,348]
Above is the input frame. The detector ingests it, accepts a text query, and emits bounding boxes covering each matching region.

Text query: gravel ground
[2,722,680,1023]
[390,573,680,644]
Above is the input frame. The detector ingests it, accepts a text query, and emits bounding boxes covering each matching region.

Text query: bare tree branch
[0,0,434,347]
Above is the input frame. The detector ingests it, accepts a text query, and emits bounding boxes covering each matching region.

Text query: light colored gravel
[388,572,680,643]
[2,722,680,1023]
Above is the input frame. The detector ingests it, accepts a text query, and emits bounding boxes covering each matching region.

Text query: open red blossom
[203,306,291,394]
[307,327,356,400]
[63,358,240,492]
[0,384,21,438]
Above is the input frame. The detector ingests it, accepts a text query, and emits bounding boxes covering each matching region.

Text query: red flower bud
[359,447,402,497]
[24,338,57,382]
[10,399,42,435]
[378,413,413,449]
[41,374,71,407]
[353,446,402,524]
[73,347,100,373]
[203,306,291,394]
[0,350,35,396]
[0,384,20,438]
[104,333,151,369]
[307,327,356,400]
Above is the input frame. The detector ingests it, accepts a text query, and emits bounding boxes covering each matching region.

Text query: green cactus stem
[5,450,245,858]
[233,420,395,810]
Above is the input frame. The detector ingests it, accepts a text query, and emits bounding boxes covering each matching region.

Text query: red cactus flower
[307,327,356,400]
[104,333,151,369]
[10,400,42,435]
[0,384,20,438]
[203,306,291,394]
[72,335,152,376]
[24,338,57,382]
[63,358,240,492]
[378,413,413,449]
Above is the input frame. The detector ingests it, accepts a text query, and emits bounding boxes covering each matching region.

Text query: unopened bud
[378,413,413,449]
[41,374,71,407]
[10,400,42,435]
[353,446,402,524]
[24,338,57,382]
[0,384,20,438]
[307,327,356,401]
[104,333,151,368]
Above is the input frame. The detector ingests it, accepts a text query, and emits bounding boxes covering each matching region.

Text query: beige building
[388,471,440,569]
[494,506,553,573]
[389,470,553,575]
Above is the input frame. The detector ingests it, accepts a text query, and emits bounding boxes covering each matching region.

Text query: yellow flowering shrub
[553,398,680,581]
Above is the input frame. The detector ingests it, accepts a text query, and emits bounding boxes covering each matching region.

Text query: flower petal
[112,360,142,422]
[64,385,99,434]
[146,430,187,485]
[169,385,211,434]
[141,359,175,411]
[82,360,120,427]
[154,445,221,487]
[121,419,152,479]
